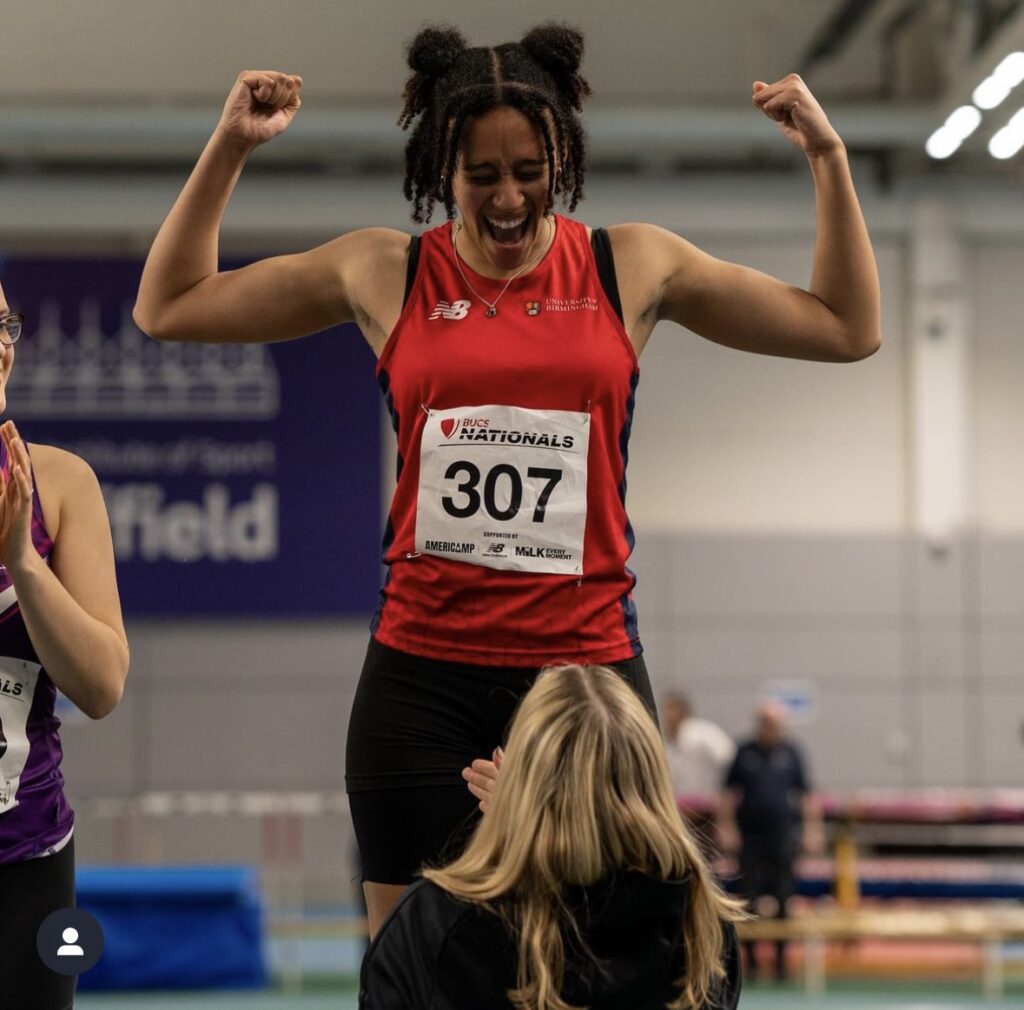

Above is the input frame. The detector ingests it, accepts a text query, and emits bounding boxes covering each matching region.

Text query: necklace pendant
[485,306,497,318]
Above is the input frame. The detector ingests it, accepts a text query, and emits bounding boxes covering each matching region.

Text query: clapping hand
[462,746,504,812]
[0,421,35,573]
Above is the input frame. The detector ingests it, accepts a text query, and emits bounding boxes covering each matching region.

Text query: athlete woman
[0,281,130,1007]
[133,24,880,937]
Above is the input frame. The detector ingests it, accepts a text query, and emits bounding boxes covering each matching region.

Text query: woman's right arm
[134,71,404,345]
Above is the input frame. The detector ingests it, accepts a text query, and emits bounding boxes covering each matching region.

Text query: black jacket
[359,873,741,1010]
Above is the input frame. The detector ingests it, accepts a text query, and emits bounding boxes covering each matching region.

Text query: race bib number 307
[415,405,590,574]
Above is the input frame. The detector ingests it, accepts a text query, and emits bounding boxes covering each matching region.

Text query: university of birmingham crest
[525,301,541,316]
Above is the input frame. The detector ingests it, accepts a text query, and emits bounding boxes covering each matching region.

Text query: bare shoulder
[582,222,662,254]
[607,223,717,323]
[605,223,693,297]
[28,443,98,492]
[605,221,667,256]
[329,226,411,263]
[26,443,102,542]
[606,222,697,267]
[327,227,415,355]
[600,224,691,353]
[293,226,409,297]
[309,226,410,295]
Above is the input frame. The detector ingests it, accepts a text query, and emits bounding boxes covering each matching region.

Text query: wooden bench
[737,906,1024,997]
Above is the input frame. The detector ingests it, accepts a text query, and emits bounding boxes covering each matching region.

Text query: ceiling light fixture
[925,105,983,159]
[989,107,1024,159]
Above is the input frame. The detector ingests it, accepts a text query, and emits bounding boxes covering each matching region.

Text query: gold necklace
[451,217,551,318]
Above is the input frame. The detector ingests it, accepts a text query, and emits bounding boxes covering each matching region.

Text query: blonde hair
[424,664,744,1010]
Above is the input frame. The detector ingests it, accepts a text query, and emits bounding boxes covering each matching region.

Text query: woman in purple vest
[0,279,129,1008]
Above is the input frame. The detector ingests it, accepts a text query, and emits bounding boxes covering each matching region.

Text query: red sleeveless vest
[372,216,642,666]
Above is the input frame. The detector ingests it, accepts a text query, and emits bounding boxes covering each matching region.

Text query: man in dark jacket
[718,700,822,981]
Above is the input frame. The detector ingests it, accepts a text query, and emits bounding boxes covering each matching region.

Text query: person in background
[364,664,744,1010]
[717,700,823,981]
[0,280,130,1008]
[662,692,736,857]
[663,692,736,798]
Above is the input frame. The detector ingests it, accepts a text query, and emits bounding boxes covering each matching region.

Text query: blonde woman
[359,665,743,1010]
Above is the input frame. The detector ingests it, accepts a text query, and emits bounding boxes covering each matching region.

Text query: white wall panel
[911,628,969,687]
[910,685,971,787]
[977,630,1024,688]
[662,625,904,687]
[628,241,906,531]
[143,684,349,790]
[60,692,140,796]
[666,536,905,618]
[971,243,1024,532]
[977,538,1024,617]
[801,690,912,790]
[978,691,1024,784]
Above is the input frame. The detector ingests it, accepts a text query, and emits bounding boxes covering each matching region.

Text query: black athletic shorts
[0,837,77,1009]
[345,637,655,884]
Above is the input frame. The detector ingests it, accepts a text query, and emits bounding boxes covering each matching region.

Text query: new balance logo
[429,300,471,321]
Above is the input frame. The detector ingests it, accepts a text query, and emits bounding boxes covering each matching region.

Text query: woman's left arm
[2,424,128,719]
[628,75,881,363]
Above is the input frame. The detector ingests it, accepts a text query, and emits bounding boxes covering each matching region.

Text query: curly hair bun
[406,25,467,79]
[520,23,590,108]
[520,23,585,76]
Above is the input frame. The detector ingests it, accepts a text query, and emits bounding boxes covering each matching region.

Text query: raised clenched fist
[216,70,303,149]
[752,74,842,157]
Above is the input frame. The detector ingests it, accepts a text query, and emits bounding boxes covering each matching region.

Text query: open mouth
[484,212,531,247]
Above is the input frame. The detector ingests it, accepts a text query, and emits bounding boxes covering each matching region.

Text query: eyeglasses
[0,314,23,346]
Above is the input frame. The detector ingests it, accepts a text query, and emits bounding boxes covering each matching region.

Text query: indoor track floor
[75,983,1024,1009]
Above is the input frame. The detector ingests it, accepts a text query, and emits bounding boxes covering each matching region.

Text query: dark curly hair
[399,23,591,223]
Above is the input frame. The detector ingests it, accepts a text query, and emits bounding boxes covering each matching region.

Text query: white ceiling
[7,0,851,103]
[2,0,1023,172]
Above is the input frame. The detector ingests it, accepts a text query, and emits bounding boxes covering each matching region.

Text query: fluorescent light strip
[973,52,1024,110]
[974,76,1013,110]
[994,52,1024,88]
[925,105,983,160]
[927,52,1024,160]
[989,107,1024,159]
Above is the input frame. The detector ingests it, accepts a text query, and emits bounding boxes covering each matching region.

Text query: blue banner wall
[2,259,382,617]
